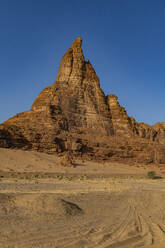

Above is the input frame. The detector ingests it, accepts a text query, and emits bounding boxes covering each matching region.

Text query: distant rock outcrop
[0,38,165,164]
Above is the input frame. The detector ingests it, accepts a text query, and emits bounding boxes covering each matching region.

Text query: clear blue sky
[0,0,165,125]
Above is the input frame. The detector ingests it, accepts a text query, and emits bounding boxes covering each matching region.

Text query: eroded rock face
[0,38,113,153]
[153,123,165,144]
[0,38,165,164]
[107,94,136,137]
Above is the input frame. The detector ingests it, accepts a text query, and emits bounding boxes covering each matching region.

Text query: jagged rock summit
[0,38,165,164]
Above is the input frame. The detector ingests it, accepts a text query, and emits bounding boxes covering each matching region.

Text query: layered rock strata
[0,38,165,164]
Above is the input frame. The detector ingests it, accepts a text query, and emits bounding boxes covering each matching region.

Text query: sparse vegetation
[79,175,88,180]
[147,171,156,179]
[17,175,25,180]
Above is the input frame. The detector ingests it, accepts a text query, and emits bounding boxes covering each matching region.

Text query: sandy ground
[1,148,165,248]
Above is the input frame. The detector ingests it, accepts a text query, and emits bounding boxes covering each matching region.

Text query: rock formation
[0,37,165,164]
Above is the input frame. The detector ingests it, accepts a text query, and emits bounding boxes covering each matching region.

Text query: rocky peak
[0,38,165,164]
[32,38,114,137]
[56,37,85,84]
[71,37,82,48]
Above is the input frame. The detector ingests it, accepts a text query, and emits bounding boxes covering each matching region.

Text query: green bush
[147,171,156,179]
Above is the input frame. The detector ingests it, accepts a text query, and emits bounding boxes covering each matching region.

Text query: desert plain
[0,148,165,248]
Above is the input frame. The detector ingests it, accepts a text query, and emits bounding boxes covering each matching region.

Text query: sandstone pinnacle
[56,37,85,83]
[0,38,165,164]
[71,37,82,48]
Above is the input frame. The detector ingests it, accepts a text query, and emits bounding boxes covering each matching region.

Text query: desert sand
[1,148,165,248]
